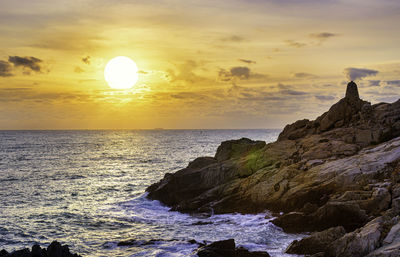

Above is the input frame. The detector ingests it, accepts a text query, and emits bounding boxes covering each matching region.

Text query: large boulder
[196,239,270,257]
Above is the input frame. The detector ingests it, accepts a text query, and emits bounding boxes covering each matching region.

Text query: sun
[104,56,139,89]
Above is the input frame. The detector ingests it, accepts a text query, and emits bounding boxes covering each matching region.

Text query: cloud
[82,56,91,64]
[343,67,379,81]
[219,66,250,81]
[386,80,400,86]
[8,56,43,73]
[74,66,84,73]
[293,72,317,79]
[309,32,336,40]
[285,40,307,48]
[218,66,268,82]
[238,59,256,64]
[367,80,381,87]
[0,61,13,77]
[315,95,335,101]
[277,83,308,96]
[166,60,207,84]
[230,66,251,79]
[221,35,244,42]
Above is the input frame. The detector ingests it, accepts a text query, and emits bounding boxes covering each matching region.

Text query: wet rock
[285,226,345,255]
[272,202,368,233]
[196,239,270,257]
[117,238,177,247]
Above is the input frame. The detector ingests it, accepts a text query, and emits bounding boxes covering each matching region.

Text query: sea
[0,130,304,257]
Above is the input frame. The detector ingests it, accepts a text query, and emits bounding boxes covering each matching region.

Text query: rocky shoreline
[147,81,400,256]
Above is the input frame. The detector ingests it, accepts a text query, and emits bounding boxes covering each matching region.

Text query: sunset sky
[1,0,400,129]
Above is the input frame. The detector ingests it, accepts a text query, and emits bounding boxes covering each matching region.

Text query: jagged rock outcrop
[147,81,400,256]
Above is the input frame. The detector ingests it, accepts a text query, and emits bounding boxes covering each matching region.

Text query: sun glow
[104,56,139,89]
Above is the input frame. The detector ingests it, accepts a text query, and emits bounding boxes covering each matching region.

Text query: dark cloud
[82,56,91,64]
[293,72,317,79]
[285,40,307,48]
[386,80,400,86]
[219,66,249,81]
[0,61,13,77]
[8,56,43,72]
[344,67,379,81]
[238,59,256,64]
[218,66,268,82]
[230,67,250,79]
[309,32,336,40]
[221,35,244,42]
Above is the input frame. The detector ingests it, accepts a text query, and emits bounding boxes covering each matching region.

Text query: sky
[1,0,400,129]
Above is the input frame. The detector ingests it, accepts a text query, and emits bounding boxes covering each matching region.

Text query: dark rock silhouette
[196,239,270,257]
[0,241,81,257]
[147,81,400,256]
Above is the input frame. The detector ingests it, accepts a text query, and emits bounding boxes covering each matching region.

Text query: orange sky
[1,0,400,129]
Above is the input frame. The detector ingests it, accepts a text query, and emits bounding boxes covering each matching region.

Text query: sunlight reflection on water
[0,130,303,256]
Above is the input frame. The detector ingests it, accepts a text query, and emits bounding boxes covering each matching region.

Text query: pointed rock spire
[345,81,360,102]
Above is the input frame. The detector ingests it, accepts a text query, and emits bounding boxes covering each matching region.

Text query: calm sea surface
[0,130,303,256]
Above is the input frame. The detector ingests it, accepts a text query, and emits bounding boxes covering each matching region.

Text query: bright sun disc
[104,56,138,89]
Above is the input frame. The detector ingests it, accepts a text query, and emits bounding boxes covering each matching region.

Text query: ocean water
[0,130,304,257]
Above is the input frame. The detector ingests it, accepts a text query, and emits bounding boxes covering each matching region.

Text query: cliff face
[146,82,400,257]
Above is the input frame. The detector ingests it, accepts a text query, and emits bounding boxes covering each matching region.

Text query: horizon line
[0,128,283,131]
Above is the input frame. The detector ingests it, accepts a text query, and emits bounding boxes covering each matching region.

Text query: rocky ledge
[147,81,400,256]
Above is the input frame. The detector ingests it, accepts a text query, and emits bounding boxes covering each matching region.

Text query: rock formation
[147,81,400,256]
[0,241,81,257]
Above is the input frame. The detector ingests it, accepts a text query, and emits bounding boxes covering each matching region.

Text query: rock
[327,217,383,257]
[146,81,400,255]
[196,239,270,257]
[285,226,346,255]
[117,238,177,247]
[272,202,369,233]
[31,245,46,257]
[271,212,312,233]
[215,138,266,162]
[345,81,360,101]
[0,241,81,257]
